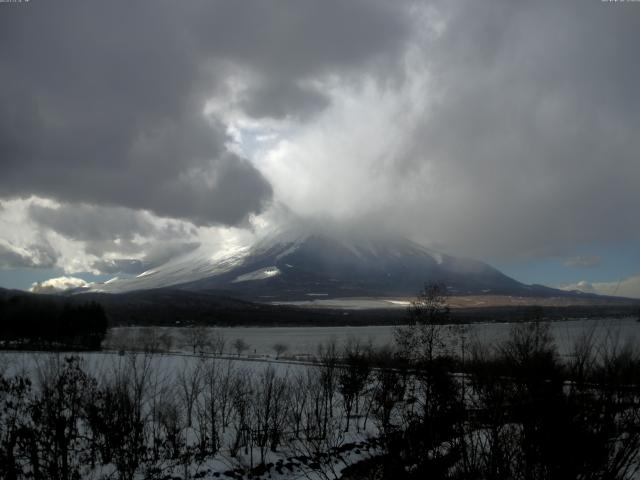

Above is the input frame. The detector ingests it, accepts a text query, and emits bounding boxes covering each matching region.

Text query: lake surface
[107,317,639,358]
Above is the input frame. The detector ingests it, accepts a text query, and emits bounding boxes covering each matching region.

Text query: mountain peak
[89,225,532,299]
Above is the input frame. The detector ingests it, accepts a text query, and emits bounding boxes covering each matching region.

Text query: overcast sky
[1,0,639,297]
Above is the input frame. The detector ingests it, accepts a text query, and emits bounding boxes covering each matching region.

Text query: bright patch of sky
[497,242,640,296]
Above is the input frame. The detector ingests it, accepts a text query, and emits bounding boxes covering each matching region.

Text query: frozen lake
[105,317,640,358]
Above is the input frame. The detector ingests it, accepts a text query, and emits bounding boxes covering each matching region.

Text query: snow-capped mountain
[90,227,541,300]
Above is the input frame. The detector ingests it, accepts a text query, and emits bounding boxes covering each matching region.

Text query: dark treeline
[1,286,638,329]
[0,294,107,350]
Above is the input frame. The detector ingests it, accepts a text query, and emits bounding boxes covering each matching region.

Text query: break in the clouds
[1,0,639,288]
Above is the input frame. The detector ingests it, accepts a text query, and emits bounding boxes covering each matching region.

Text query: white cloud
[560,275,640,299]
[0,196,259,277]
[30,276,90,294]
[1,0,639,283]
[563,256,602,268]
[256,62,433,224]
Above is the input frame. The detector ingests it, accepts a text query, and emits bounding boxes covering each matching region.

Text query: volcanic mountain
[90,228,567,301]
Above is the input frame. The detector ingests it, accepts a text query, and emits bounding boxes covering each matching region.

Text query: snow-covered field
[0,351,380,480]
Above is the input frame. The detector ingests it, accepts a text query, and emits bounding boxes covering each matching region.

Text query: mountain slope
[90,228,557,300]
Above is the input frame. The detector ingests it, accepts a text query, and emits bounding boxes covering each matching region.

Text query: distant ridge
[2,286,637,328]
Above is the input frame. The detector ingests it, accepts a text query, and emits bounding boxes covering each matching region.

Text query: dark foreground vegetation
[0,294,107,350]
[0,285,639,479]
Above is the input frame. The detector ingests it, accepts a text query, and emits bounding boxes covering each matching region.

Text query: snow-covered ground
[2,315,639,480]
[0,351,380,480]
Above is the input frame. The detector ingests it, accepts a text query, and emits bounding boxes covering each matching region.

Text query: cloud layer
[1,1,639,288]
[259,0,640,262]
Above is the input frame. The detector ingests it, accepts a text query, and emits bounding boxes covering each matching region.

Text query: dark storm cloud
[392,0,640,259]
[0,1,264,225]
[0,0,409,225]
[28,204,156,244]
[240,81,330,121]
[0,244,38,269]
[7,0,635,275]
[563,256,602,269]
[189,0,409,82]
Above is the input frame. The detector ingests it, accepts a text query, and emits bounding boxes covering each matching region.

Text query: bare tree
[293,369,347,480]
[250,366,291,465]
[316,339,339,440]
[209,328,226,356]
[196,358,228,455]
[394,282,450,363]
[33,355,97,480]
[338,339,371,432]
[232,338,249,357]
[229,373,252,458]
[155,394,184,460]
[371,354,406,435]
[499,318,558,379]
[272,342,288,359]
[177,358,203,429]
[99,353,155,480]
[288,371,310,439]
[183,326,209,355]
